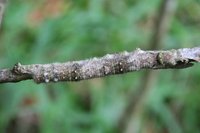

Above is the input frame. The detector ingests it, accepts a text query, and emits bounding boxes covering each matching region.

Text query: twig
[0,0,6,27]
[150,0,178,49]
[0,47,200,84]
[121,0,178,133]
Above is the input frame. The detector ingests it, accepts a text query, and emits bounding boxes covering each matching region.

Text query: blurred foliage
[0,0,200,133]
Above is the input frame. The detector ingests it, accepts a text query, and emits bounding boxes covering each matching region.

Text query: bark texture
[0,47,200,84]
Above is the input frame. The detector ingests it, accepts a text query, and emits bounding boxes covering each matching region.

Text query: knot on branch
[12,62,23,75]
[12,62,33,75]
[156,50,195,69]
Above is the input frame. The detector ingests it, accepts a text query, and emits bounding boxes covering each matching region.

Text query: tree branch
[120,0,179,133]
[0,0,6,27]
[0,47,200,84]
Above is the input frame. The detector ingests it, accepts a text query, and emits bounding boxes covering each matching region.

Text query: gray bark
[0,47,200,84]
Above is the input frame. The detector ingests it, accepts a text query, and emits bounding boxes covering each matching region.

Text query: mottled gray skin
[0,47,200,84]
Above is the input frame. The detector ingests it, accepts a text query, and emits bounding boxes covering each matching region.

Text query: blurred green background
[0,0,200,133]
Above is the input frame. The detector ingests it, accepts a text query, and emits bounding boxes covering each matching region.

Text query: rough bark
[0,47,200,84]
